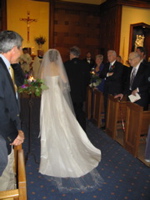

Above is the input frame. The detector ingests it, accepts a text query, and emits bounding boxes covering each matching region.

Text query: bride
[39,49,103,192]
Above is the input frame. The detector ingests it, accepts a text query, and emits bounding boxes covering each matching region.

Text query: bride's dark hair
[48,49,59,62]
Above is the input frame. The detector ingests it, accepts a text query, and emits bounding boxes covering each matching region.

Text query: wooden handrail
[0,147,27,200]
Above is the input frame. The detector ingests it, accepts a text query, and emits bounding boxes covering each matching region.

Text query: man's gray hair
[129,51,141,59]
[0,30,23,53]
[107,50,117,57]
[70,46,81,57]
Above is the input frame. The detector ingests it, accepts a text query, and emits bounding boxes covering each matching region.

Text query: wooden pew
[0,146,27,200]
[106,95,127,140]
[85,86,93,120]
[124,102,150,157]
[92,89,105,128]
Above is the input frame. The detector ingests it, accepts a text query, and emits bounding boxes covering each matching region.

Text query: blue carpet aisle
[22,121,150,200]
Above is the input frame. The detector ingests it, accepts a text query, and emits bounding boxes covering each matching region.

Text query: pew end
[125,102,150,157]
[106,95,127,140]
[92,89,105,128]
[0,145,27,200]
[85,86,93,120]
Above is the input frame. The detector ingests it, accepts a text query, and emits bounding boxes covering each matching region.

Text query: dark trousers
[73,102,86,132]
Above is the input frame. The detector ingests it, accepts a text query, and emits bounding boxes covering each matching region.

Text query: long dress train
[39,76,103,192]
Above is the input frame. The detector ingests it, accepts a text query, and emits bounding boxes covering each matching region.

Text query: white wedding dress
[39,76,103,192]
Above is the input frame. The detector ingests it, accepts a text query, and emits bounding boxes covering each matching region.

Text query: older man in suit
[64,46,90,131]
[115,52,150,110]
[0,30,25,191]
[99,50,124,128]
[100,50,124,95]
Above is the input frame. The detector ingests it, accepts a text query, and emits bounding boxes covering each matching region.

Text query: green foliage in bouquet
[89,73,102,88]
[18,79,48,97]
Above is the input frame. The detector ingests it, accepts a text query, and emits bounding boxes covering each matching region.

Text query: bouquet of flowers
[35,36,46,49]
[89,70,102,88]
[18,77,48,97]
[35,36,46,45]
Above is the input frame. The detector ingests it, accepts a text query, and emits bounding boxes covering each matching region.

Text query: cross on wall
[20,11,37,42]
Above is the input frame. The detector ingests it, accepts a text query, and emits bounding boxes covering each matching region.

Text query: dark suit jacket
[11,63,25,86]
[83,58,95,70]
[0,57,21,154]
[99,61,124,95]
[124,62,150,110]
[64,58,90,103]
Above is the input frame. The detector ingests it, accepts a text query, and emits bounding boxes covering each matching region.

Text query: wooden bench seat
[125,102,150,157]
[86,86,105,128]
[86,86,93,120]
[92,89,104,128]
[0,146,27,200]
[106,95,127,140]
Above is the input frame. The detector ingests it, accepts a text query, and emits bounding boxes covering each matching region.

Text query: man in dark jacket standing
[64,46,90,131]
[115,52,150,110]
[0,30,25,191]
[99,50,124,128]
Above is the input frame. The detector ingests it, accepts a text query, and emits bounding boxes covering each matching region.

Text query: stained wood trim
[129,22,150,53]
[49,0,55,48]
[100,0,150,9]
[0,0,7,31]
[117,0,150,9]
[114,4,122,53]
[55,1,100,12]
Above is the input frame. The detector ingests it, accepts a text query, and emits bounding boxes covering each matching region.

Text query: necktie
[9,66,17,92]
[87,59,90,64]
[130,68,136,89]
[109,64,113,71]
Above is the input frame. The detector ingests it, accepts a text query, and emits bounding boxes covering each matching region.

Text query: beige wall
[120,6,150,64]
[7,0,49,55]
[7,1,150,61]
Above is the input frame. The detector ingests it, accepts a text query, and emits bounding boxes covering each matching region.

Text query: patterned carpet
[22,120,150,200]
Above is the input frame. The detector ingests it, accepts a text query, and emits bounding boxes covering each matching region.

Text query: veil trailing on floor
[38,49,104,193]
[44,169,104,193]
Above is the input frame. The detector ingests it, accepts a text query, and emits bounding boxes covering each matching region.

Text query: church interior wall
[7,0,49,55]
[120,5,150,64]
[5,0,150,63]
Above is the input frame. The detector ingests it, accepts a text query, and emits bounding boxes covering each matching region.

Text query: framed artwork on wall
[129,22,150,61]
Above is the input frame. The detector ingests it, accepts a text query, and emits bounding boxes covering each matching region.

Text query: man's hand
[114,93,123,100]
[132,88,138,96]
[11,130,25,146]
[107,72,114,77]
[93,87,98,91]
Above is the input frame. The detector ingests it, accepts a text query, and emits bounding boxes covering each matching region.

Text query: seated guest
[83,51,95,70]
